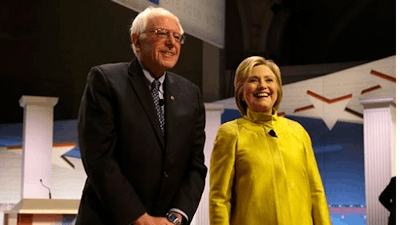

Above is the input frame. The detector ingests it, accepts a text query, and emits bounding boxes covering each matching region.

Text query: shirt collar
[138,60,166,85]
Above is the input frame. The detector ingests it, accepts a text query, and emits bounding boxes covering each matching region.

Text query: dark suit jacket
[75,59,207,225]
[379,177,396,225]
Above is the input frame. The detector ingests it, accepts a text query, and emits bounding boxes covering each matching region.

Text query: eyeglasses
[143,28,185,44]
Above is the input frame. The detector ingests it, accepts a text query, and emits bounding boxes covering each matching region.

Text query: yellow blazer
[209,108,331,225]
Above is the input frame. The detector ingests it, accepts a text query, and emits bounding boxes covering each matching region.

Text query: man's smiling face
[134,15,182,77]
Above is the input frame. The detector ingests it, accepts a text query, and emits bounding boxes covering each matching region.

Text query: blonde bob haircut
[129,6,184,55]
[234,56,283,116]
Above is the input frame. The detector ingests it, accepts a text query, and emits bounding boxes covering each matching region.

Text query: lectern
[5,199,79,225]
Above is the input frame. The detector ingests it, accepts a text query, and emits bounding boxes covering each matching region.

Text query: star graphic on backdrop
[7,143,76,170]
[52,143,76,169]
[305,91,353,130]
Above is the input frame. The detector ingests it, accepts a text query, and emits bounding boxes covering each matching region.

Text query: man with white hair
[76,7,207,225]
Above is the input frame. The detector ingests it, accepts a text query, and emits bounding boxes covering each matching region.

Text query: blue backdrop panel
[0,120,81,158]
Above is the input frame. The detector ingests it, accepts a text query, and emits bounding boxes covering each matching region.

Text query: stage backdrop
[0,56,395,225]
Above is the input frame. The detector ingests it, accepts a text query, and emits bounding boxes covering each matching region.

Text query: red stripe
[306,90,352,104]
[7,142,76,150]
[294,105,314,113]
[361,85,381,94]
[370,70,396,82]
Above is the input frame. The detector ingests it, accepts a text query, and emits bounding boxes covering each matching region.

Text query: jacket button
[164,172,168,178]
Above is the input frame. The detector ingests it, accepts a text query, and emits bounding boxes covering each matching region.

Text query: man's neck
[138,60,165,78]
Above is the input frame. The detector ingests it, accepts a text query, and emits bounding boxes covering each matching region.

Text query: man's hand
[133,213,173,225]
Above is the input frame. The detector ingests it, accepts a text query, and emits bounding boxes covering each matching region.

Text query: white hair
[129,6,184,55]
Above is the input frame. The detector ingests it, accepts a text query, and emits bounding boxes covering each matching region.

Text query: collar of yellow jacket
[244,107,278,124]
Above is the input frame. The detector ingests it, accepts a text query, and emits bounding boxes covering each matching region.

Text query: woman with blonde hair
[209,56,331,225]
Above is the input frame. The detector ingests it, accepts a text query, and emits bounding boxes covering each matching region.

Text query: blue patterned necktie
[151,79,164,134]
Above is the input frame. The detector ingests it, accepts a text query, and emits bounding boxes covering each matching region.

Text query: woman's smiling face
[243,65,279,114]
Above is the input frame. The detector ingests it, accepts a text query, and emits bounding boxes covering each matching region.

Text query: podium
[5,199,79,225]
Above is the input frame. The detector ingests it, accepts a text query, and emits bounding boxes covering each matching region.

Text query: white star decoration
[276,56,396,130]
[306,94,352,130]
[52,145,76,169]
[7,144,76,170]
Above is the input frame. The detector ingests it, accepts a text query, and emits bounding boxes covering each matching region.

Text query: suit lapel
[127,59,165,147]
[164,72,177,151]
